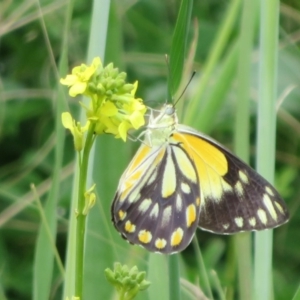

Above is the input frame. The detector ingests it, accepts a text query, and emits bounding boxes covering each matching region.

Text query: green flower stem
[168,254,180,300]
[75,123,96,298]
[119,289,125,300]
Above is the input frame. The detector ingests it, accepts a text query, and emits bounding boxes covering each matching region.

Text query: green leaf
[168,0,193,99]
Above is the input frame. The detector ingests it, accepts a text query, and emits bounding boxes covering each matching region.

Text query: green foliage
[1,0,300,299]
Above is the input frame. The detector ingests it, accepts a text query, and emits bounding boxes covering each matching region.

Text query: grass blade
[168,0,193,99]
[233,1,258,300]
[254,1,280,299]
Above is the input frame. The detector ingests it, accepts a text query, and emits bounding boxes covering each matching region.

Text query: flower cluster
[105,263,150,300]
[61,57,146,149]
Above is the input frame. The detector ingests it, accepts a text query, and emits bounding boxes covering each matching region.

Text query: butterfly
[111,104,289,254]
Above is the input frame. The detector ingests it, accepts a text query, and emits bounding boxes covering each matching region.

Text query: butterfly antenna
[165,54,173,104]
[174,71,196,107]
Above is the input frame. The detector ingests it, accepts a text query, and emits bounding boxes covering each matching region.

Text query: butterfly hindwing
[111,141,201,253]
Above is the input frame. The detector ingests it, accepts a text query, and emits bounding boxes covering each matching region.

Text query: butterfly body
[111,105,289,254]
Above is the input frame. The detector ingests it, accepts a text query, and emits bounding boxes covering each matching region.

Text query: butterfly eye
[164,105,175,116]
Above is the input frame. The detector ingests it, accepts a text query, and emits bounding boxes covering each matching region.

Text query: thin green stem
[192,237,213,299]
[233,1,258,300]
[254,1,279,299]
[32,184,65,277]
[75,124,96,298]
[168,255,180,300]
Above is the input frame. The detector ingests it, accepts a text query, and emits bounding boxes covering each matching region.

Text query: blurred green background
[0,0,300,299]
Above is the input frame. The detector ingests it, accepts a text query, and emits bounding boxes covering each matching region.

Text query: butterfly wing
[176,125,289,234]
[111,140,201,254]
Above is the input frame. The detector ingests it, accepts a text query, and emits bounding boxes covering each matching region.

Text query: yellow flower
[61,59,146,142]
[60,57,101,97]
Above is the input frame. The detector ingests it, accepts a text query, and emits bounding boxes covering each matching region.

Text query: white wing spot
[138,198,152,213]
[149,203,159,219]
[249,217,256,227]
[274,201,284,214]
[181,182,191,194]
[234,217,244,228]
[176,194,183,212]
[161,206,172,227]
[223,223,229,230]
[148,169,158,186]
[173,147,197,183]
[128,191,141,204]
[263,194,277,221]
[161,149,176,198]
[265,186,274,196]
[234,181,244,197]
[239,170,249,184]
[257,209,267,225]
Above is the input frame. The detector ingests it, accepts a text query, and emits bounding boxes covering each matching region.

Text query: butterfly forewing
[175,126,289,234]
[112,141,201,254]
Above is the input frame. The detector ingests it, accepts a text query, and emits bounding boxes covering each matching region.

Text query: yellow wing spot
[265,186,274,196]
[234,217,244,228]
[161,150,176,198]
[181,133,229,203]
[155,238,167,250]
[181,182,191,194]
[161,206,172,227]
[186,204,196,227]
[180,133,228,175]
[176,194,183,212]
[263,194,277,221]
[274,201,284,214]
[172,145,197,183]
[118,210,126,221]
[249,217,256,227]
[138,230,152,244]
[126,144,151,174]
[119,169,144,202]
[149,203,159,219]
[171,228,184,247]
[239,170,249,184]
[257,209,267,225]
[138,198,152,213]
[120,181,134,201]
[234,181,244,197]
[223,223,229,230]
[196,196,201,206]
[124,221,136,233]
[119,182,133,202]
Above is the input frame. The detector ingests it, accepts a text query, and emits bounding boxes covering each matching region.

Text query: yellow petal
[60,74,77,86]
[101,101,118,117]
[131,81,138,95]
[118,121,132,141]
[61,112,74,133]
[69,82,87,97]
[129,111,145,129]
